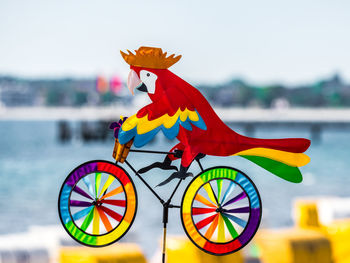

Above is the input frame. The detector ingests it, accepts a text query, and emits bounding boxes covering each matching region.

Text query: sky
[0,0,350,85]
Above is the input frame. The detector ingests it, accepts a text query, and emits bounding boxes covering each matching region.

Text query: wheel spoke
[192,207,216,215]
[216,179,223,204]
[194,194,217,208]
[221,181,236,204]
[72,185,93,200]
[225,206,250,214]
[204,214,219,240]
[80,207,94,231]
[100,199,126,207]
[70,200,92,207]
[100,186,123,200]
[72,206,93,221]
[92,207,100,235]
[221,214,239,239]
[217,214,225,242]
[99,175,115,198]
[82,176,94,197]
[203,183,219,206]
[222,213,247,228]
[223,191,247,207]
[99,206,123,222]
[95,173,102,198]
[195,214,217,230]
[97,207,113,232]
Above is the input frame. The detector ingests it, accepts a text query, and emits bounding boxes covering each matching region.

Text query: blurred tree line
[199,74,350,108]
[0,74,349,108]
[0,76,129,107]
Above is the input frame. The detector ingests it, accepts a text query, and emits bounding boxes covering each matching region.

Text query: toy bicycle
[58,138,262,258]
[59,46,310,261]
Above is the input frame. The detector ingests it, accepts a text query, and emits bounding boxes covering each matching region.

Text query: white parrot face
[127,69,158,95]
[139,70,157,94]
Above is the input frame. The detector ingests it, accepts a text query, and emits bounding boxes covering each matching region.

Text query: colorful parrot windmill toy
[58,47,311,260]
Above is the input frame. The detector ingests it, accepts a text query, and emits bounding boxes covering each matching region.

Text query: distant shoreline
[1,106,350,123]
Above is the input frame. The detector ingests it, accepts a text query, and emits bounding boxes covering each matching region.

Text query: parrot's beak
[137,83,148,92]
[127,70,147,95]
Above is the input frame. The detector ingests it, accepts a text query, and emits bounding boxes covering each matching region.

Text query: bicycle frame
[122,148,205,263]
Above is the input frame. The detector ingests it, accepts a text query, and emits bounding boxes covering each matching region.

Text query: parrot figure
[117,46,310,186]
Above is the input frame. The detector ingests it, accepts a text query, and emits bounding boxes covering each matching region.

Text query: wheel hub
[216,206,223,213]
[92,199,102,207]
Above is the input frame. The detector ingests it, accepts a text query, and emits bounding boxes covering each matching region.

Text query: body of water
[0,121,349,257]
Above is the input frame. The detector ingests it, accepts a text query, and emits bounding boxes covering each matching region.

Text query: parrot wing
[118,84,207,147]
[118,108,206,147]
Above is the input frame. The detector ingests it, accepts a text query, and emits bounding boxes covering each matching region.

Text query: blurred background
[0,0,350,262]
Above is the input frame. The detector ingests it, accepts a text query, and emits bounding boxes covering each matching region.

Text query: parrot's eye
[140,70,158,94]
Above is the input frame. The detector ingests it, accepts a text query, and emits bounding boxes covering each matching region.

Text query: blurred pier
[1,107,350,142]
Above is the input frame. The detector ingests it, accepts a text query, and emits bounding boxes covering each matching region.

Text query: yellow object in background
[165,236,243,263]
[294,199,350,263]
[294,200,321,228]
[325,219,350,263]
[255,228,332,263]
[59,244,147,263]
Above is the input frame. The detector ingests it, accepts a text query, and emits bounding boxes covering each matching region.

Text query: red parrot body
[130,66,310,167]
[119,47,310,183]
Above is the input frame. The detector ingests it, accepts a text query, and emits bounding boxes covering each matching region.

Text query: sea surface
[0,121,349,257]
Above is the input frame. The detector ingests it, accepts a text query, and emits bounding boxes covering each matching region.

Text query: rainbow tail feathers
[234,148,310,183]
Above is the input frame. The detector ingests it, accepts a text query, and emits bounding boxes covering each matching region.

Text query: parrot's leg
[156,147,197,187]
[138,155,178,174]
[195,153,206,161]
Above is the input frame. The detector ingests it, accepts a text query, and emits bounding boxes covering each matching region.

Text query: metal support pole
[162,225,167,263]
[162,202,169,263]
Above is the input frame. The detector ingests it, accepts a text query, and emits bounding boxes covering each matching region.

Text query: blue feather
[134,127,160,147]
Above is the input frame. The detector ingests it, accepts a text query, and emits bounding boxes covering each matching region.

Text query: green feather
[240,155,303,183]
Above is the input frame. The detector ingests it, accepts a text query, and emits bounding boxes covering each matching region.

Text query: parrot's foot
[156,166,193,187]
[138,156,178,174]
